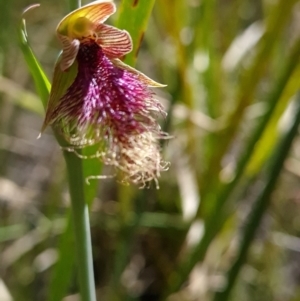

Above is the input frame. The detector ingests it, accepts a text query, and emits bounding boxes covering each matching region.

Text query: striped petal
[57,0,116,39]
[59,35,80,71]
[41,54,78,132]
[94,24,132,58]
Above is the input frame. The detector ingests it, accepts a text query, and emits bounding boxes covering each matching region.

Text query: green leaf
[213,92,300,301]
[18,7,50,107]
[246,63,300,175]
[117,0,156,66]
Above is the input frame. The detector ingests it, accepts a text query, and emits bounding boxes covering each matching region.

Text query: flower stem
[63,149,97,301]
[20,1,96,299]
[62,1,96,300]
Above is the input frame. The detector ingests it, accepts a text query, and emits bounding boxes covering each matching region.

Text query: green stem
[64,149,97,301]
[213,92,300,301]
[20,1,96,299]
[69,0,81,11]
[62,2,95,301]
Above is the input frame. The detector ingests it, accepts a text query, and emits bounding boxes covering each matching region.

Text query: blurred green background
[2,0,300,300]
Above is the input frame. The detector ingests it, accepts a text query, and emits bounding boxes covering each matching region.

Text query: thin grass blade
[213,91,300,301]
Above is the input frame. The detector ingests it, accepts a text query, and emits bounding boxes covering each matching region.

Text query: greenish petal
[41,55,78,133]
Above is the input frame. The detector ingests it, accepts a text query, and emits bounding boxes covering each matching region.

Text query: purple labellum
[54,41,163,144]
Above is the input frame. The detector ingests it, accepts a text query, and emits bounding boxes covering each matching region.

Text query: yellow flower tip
[149,82,167,88]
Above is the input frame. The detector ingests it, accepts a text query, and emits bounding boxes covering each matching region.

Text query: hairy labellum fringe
[52,42,169,187]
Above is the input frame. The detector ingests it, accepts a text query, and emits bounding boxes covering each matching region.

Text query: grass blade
[213,92,300,301]
[201,0,298,201]
[164,31,300,300]
[18,6,50,108]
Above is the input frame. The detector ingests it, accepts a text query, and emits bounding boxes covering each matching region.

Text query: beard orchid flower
[42,0,169,187]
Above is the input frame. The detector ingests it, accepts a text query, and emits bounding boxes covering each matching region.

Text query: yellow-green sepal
[41,54,78,133]
[111,58,166,88]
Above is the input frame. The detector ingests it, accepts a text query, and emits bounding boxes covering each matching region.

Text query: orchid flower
[42,0,168,187]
